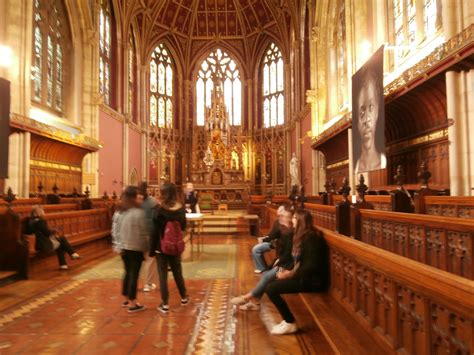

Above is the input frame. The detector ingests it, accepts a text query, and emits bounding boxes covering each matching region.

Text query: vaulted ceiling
[115,0,305,75]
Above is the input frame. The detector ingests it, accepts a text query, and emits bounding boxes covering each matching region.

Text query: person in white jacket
[119,186,148,313]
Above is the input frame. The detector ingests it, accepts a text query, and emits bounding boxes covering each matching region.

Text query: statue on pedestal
[289,153,301,187]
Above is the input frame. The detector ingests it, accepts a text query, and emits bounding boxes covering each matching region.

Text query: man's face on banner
[357,78,378,151]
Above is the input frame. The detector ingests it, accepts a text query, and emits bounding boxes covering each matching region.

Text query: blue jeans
[252,242,272,271]
[251,267,278,299]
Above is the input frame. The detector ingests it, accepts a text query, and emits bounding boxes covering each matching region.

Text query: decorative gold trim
[385,24,474,96]
[326,159,349,170]
[30,159,82,172]
[10,113,102,151]
[386,128,448,153]
[99,104,126,123]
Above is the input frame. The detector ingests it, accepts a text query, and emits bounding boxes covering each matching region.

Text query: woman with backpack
[150,182,188,313]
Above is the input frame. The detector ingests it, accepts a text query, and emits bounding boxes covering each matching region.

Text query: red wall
[128,129,141,182]
[98,110,123,195]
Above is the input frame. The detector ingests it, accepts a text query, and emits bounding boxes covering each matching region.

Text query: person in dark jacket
[252,205,292,273]
[265,209,329,335]
[150,182,188,313]
[25,205,80,270]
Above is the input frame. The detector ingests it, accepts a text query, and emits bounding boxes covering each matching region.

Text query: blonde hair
[31,205,45,218]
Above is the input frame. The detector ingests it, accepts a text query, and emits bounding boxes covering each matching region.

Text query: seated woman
[25,205,80,270]
[231,207,293,310]
[251,205,291,274]
[265,209,329,335]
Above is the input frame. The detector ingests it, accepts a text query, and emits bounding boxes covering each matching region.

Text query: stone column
[6,132,30,197]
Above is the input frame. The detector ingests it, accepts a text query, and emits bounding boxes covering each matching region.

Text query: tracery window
[128,33,136,121]
[149,44,173,128]
[393,0,441,61]
[262,43,284,127]
[99,0,112,105]
[31,0,71,113]
[196,49,241,126]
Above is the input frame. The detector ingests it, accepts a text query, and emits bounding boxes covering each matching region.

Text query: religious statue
[289,153,301,187]
[209,128,226,161]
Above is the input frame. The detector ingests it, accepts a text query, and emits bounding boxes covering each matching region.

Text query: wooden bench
[423,195,474,218]
[357,209,474,279]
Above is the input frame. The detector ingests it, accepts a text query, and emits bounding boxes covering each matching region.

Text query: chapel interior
[0,0,473,353]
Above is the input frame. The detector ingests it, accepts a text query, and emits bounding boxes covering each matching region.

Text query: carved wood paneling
[305,203,336,231]
[360,210,473,279]
[424,196,474,219]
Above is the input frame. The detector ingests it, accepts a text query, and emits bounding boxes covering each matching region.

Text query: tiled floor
[0,277,235,354]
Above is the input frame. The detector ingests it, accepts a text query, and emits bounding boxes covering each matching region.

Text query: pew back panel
[424,196,474,219]
[365,195,392,211]
[359,209,474,279]
[324,228,473,354]
[305,203,336,231]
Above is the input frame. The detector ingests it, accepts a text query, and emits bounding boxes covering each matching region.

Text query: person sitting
[231,208,294,310]
[251,205,291,274]
[24,205,80,270]
[265,209,329,335]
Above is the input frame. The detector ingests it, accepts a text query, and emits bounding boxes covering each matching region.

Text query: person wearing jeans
[265,209,329,335]
[150,182,188,313]
[119,186,149,313]
[252,205,291,274]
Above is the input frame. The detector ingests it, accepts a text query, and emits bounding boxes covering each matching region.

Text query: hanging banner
[0,78,10,178]
[352,45,385,173]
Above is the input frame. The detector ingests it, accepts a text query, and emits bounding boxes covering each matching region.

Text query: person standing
[184,182,200,213]
[120,186,148,313]
[139,182,159,292]
[150,182,188,313]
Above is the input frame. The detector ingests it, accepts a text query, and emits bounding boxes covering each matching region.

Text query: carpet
[73,244,237,280]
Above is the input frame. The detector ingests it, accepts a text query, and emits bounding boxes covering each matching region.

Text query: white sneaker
[239,301,260,311]
[143,283,156,292]
[71,253,81,260]
[271,321,297,335]
[230,296,248,305]
[59,265,69,270]
[254,269,263,274]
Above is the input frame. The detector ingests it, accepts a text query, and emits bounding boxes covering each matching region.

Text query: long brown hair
[292,209,315,247]
[160,182,178,208]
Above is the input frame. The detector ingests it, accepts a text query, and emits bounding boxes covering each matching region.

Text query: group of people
[112,182,189,313]
[232,205,329,335]
[25,184,329,335]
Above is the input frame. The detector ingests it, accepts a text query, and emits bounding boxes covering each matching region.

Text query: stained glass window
[128,33,135,120]
[196,49,241,126]
[99,0,112,105]
[424,0,438,35]
[31,0,70,113]
[262,43,284,127]
[149,44,174,128]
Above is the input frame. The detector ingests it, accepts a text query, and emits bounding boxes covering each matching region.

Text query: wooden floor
[0,234,382,354]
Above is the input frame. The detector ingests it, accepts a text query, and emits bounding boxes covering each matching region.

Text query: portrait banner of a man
[352,45,386,173]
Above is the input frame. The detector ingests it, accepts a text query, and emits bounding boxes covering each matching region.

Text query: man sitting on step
[252,205,292,274]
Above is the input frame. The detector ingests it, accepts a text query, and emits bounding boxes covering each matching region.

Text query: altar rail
[358,209,473,279]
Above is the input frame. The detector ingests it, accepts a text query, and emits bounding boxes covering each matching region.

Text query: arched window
[128,32,136,122]
[423,0,439,36]
[149,44,174,128]
[196,49,241,126]
[99,0,112,105]
[31,0,71,114]
[262,43,284,127]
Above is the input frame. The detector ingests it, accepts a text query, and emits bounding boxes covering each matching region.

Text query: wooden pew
[357,209,474,279]
[265,207,473,353]
[0,209,28,280]
[305,203,336,231]
[423,196,474,219]
[323,228,473,354]
[0,203,80,219]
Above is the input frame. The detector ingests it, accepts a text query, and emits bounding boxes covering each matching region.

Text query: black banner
[352,46,385,173]
[0,78,10,178]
